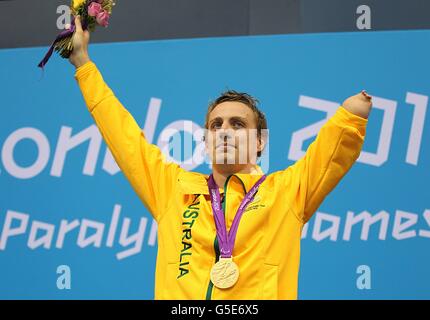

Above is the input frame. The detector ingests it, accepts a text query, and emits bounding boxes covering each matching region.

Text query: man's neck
[211,164,256,190]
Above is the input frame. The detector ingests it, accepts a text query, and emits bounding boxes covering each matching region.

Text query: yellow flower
[72,0,86,10]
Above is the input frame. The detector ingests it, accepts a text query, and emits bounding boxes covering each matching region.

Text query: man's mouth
[216,143,236,149]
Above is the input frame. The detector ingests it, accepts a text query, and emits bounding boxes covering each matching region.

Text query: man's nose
[217,128,233,141]
[218,130,229,140]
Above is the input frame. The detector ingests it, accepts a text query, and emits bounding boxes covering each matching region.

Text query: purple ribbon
[37,23,75,69]
[208,174,266,258]
[37,7,89,69]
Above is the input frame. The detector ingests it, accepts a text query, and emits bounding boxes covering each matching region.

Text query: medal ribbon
[208,174,266,258]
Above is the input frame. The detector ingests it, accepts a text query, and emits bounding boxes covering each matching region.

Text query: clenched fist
[68,16,91,69]
[342,90,373,119]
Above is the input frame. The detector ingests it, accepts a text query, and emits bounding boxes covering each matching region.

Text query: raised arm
[70,16,182,222]
[284,92,371,223]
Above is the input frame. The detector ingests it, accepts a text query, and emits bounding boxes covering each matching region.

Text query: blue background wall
[0,30,429,299]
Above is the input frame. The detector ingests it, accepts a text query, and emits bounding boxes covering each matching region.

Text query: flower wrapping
[38,0,115,69]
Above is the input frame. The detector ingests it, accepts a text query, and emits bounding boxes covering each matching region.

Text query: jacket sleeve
[74,61,182,223]
[282,106,368,223]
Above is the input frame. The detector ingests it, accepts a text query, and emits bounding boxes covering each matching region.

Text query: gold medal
[210,257,239,289]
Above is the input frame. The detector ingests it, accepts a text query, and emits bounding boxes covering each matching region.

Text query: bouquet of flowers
[38,0,115,69]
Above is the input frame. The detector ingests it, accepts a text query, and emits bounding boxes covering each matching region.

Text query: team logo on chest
[244,195,266,213]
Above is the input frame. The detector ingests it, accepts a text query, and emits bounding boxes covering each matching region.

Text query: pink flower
[88,2,102,17]
[96,10,110,27]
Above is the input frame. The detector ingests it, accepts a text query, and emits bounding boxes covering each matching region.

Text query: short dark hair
[204,90,268,157]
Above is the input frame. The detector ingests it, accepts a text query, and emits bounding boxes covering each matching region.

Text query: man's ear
[257,130,268,155]
[203,131,209,154]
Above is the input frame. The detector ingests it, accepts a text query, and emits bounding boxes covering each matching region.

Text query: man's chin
[212,153,247,165]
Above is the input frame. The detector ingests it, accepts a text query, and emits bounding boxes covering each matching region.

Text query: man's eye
[233,122,245,128]
[211,123,221,129]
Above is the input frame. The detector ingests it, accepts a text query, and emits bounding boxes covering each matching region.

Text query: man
[70,16,372,299]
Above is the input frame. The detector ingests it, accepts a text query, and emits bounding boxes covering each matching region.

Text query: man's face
[205,101,262,166]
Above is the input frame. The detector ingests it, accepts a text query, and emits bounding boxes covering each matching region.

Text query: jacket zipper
[205,175,231,300]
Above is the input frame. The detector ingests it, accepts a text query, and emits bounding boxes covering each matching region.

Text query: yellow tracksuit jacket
[75,61,367,300]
